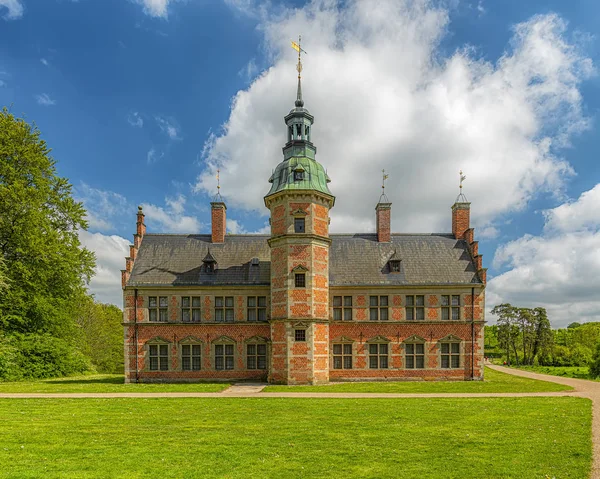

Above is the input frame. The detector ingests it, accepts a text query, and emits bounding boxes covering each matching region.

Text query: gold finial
[213,168,223,201]
[456,170,468,203]
[291,35,307,79]
[379,169,390,203]
[459,170,466,190]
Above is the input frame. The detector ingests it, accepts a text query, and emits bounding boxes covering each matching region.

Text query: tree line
[0,108,123,381]
[487,303,600,374]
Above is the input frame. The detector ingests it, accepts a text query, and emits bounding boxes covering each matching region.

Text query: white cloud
[238,58,259,83]
[155,115,180,139]
[478,225,499,239]
[142,195,202,233]
[79,230,130,307]
[227,218,270,234]
[127,111,144,128]
[40,58,49,66]
[134,0,171,18]
[35,93,56,106]
[147,147,164,164]
[543,183,600,233]
[488,184,600,327]
[75,183,129,233]
[194,2,592,236]
[0,0,23,20]
[476,1,485,16]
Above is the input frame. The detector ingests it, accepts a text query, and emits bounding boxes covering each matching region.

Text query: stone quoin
[121,64,487,385]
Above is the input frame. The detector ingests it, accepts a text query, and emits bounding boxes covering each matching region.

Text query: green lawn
[512,365,598,381]
[264,367,572,393]
[0,375,229,393]
[0,397,590,478]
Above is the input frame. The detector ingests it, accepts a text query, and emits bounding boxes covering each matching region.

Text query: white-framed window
[148,343,169,371]
[406,295,425,321]
[247,296,267,322]
[215,296,234,322]
[332,343,353,369]
[441,342,460,368]
[149,296,168,322]
[181,296,201,322]
[181,344,202,371]
[369,296,389,321]
[368,343,389,369]
[333,296,352,321]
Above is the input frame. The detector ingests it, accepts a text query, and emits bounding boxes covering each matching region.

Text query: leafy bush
[589,342,600,379]
[0,334,92,381]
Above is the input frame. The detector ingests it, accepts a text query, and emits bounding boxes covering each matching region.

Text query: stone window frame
[441,295,461,321]
[215,296,234,323]
[181,296,202,323]
[403,335,426,369]
[245,336,269,370]
[212,335,236,371]
[294,217,305,233]
[367,335,390,369]
[247,296,267,322]
[405,295,425,321]
[439,335,462,369]
[292,265,308,289]
[369,295,389,321]
[179,336,203,371]
[331,336,354,370]
[148,296,168,322]
[333,295,353,321]
[145,337,171,371]
[294,329,307,342]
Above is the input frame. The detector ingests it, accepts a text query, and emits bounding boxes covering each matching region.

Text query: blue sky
[1,0,599,326]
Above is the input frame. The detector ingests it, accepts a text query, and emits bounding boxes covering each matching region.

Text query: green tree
[0,108,95,337]
[567,322,582,329]
[589,342,600,378]
[491,303,520,365]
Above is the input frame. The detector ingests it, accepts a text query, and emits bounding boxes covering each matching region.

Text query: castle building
[121,62,486,385]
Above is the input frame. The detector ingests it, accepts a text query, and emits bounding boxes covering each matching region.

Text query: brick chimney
[452,201,470,240]
[122,206,146,289]
[136,205,146,238]
[376,202,391,243]
[211,201,227,243]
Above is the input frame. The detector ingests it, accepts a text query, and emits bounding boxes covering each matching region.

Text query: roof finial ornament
[379,169,390,203]
[291,35,307,108]
[214,168,223,202]
[456,169,468,203]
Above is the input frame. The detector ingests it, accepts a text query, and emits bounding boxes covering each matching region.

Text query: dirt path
[487,364,600,479]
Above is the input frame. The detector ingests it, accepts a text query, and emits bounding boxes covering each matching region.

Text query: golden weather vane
[379,169,390,202]
[291,35,307,79]
[459,170,466,191]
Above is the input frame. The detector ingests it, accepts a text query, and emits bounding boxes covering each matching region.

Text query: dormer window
[294,170,304,181]
[390,260,401,273]
[203,249,217,273]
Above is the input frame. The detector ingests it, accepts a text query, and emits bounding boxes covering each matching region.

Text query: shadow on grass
[47,377,125,385]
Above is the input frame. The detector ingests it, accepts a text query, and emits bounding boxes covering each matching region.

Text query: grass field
[0,375,229,393]
[264,367,572,393]
[511,365,598,381]
[0,397,590,478]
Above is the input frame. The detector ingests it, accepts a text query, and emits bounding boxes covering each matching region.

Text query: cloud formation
[488,183,600,326]
[142,195,202,233]
[195,2,592,237]
[155,115,180,139]
[75,183,129,233]
[127,111,144,128]
[134,0,174,18]
[35,93,56,106]
[0,0,23,20]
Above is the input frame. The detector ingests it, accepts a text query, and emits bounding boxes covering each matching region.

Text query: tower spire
[291,35,307,108]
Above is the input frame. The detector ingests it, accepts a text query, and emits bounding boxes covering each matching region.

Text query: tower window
[294,170,304,181]
[294,329,306,342]
[295,273,306,288]
[294,217,305,233]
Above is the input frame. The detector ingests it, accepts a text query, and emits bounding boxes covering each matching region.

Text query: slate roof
[127,234,482,287]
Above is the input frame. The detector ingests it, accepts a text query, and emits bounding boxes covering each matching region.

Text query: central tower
[265,39,335,384]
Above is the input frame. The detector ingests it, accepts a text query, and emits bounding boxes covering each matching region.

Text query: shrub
[589,342,600,379]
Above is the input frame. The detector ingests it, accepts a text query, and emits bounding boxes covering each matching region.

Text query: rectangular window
[247,296,267,322]
[247,344,267,370]
[441,343,460,369]
[215,344,234,370]
[368,343,389,369]
[441,295,460,321]
[405,343,425,369]
[295,273,306,288]
[294,329,306,342]
[215,296,234,322]
[405,295,424,321]
[333,296,352,321]
[451,295,460,320]
[181,344,201,371]
[332,343,353,369]
[294,217,305,233]
[148,296,168,322]
[369,296,389,321]
[149,344,168,371]
[181,296,201,323]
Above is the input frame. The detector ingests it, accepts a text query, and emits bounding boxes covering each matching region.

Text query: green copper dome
[265,74,334,201]
[266,156,332,197]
